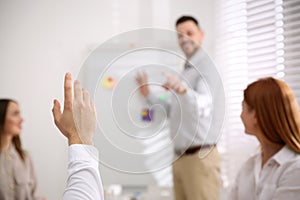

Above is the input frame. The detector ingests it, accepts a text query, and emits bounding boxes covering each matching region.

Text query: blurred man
[136,16,221,200]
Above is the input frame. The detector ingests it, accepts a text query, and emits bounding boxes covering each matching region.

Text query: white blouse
[230,145,300,200]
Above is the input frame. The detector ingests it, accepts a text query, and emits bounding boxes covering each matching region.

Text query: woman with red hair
[230,77,300,200]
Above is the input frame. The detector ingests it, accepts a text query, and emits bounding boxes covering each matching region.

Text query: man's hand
[162,72,186,94]
[135,71,150,97]
[52,73,96,145]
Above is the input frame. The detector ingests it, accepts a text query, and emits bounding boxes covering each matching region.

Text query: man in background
[136,16,221,200]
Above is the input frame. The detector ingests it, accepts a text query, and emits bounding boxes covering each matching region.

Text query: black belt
[183,144,216,155]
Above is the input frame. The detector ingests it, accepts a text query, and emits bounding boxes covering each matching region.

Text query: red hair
[244,77,300,153]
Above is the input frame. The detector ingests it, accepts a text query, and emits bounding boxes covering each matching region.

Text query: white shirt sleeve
[273,166,300,200]
[228,175,239,200]
[63,144,104,200]
[180,78,212,117]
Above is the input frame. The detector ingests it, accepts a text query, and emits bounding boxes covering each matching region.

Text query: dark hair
[176,15,199,27]
[0,99,26,161]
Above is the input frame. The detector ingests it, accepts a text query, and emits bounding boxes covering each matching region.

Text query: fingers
[162,71,175,90]
[64,73,73,110]
[142,71,147,79]
[74,80,83,104]
[52,99,61,125]
[82,88,91,106]
[162,71,186,93]
[90,99,96,113]
[64,73,92,107]
[136,70,147,85]
[136,70,150,96]
[163,81,178,91]
[163,71,172,79]
[174,83,181,92]
[135,71,141,82]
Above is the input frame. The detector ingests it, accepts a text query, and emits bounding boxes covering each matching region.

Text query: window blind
[283,0,300,106]
[215,0,293,191]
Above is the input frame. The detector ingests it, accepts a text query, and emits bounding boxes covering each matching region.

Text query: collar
[271,145,297,165]
[7,145,18,158]
[187,48,205,65]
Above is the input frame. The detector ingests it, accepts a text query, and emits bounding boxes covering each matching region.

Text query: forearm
[63,145,104,200]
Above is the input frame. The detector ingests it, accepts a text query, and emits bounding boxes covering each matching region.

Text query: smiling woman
[0,99,46,200]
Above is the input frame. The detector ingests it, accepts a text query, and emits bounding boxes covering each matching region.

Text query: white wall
[0,0,215,199]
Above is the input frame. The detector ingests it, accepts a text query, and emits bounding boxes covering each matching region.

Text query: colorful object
[141,108,153,121]
[101,77,116,90]
[159,94,166,101]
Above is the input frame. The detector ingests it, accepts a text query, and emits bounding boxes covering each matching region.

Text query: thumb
[163,71,174,81]
[52,99,61,125]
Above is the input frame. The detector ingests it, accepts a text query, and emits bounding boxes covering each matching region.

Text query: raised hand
[52,73,96,145]
[162,72,186,94]
[135,70,150,97]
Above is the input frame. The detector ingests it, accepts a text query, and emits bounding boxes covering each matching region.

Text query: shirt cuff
[68,144,99,163]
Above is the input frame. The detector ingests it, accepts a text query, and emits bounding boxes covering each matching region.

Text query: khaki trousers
[172,146,221,200]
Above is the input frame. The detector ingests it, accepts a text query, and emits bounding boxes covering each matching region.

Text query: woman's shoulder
[236,151,261,178]
[243,151,260,167]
